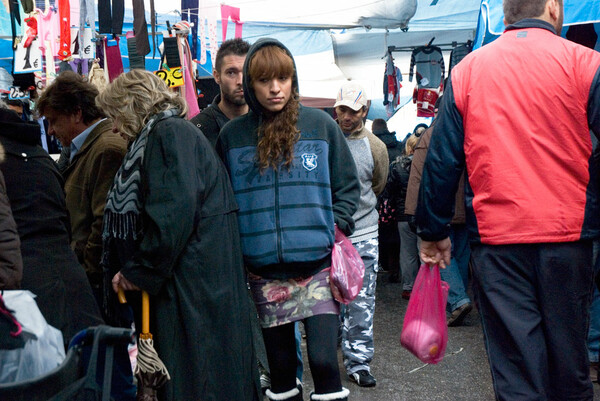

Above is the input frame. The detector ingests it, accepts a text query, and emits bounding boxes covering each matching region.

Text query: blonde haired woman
[218,38,359,401]
[97,69,260,401]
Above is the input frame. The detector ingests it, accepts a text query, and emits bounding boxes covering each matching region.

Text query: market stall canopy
[192,0,418,29]
[474,0,600,48]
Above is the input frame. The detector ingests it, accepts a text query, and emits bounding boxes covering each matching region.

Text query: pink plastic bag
[329,226,365,304]
[400,264,449,364]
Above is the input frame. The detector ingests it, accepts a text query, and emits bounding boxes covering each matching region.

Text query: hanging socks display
[162,37,181,68]
[127,37,145,69]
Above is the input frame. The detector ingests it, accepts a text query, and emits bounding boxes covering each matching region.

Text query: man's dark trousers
[471,241,594,401]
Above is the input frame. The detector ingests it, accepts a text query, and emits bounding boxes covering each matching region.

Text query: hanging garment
[413,87,439,118]
[36,6,60,57]
[68,58,88,75]
[97,0,111,33]
[97,0,124,34]
[220,4,243,41]
[20,0,34,13]
[162,37,181,68]
[22,17,37,48]
[448,42,472,78]
[79,0,95,52]
[208,19,218,68]
[383,51,402,117]
[199,17,207,64]
[178,35,200,118]
[127,36,145,69]
[104,37,124,82]
[8,0,20,50]
[149,0,156,58]
[132,0,150,56]
[69,0,79,28]
[58,0,71,60]
[112,0,124,35]
[182,0,199,60]
[408,45,444,89]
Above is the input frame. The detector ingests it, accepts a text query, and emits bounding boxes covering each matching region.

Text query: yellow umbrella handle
[117,288,150,337]
[117,288,127,304]
[142,290,150,335]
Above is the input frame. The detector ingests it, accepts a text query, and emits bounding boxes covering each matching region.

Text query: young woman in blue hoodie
[218,38,360,401]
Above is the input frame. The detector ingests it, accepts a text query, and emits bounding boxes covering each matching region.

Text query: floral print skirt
[248,267,339,328]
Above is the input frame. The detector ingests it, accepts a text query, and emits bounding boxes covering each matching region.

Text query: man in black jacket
[191,38,250,147]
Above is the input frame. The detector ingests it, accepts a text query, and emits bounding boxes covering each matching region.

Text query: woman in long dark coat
[98,69,260,401]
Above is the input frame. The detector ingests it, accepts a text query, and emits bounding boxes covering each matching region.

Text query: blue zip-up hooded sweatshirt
[217,38,360,279]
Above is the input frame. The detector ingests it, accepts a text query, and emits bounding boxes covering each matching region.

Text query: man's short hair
[503,0,549,25]
[36,71,104,124]
[214,38,250,74]
[371,118,388,132]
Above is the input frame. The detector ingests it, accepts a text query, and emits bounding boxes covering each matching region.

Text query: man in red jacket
[416,0,600,399]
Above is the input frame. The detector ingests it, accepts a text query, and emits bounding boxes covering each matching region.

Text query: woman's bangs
[250,46,294,80]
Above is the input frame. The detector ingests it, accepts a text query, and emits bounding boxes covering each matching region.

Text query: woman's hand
[112,271,141,293]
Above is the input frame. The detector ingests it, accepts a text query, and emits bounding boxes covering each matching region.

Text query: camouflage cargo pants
[340,237,378,375]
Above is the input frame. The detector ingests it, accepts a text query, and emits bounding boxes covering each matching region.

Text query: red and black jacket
[416,19,600,245]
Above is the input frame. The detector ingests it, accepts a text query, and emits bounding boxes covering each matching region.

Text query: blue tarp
[474,0,600,48]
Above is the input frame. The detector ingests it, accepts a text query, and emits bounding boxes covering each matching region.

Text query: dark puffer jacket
[386,154,412,222]
[373,127,403,165]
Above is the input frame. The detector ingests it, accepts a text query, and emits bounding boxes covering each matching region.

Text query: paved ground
[277,270,600,401]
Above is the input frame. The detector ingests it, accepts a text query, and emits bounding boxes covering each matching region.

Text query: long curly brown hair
[248,46,300,171]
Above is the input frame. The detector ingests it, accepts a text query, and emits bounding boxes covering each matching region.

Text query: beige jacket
[405,126,466,224]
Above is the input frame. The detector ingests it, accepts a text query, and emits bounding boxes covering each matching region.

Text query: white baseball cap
[334,82,368,111]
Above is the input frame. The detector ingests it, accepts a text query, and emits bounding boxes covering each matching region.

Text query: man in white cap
[334,82,388,387]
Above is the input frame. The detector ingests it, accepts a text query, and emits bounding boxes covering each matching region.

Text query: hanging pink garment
[220,5,243,41]
[36,7,60,57]
[178,36,200,118]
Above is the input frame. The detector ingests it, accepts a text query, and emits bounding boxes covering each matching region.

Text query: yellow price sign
[154,67,184,88]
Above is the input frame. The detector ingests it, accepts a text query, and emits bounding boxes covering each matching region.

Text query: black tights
[262,314,342,395]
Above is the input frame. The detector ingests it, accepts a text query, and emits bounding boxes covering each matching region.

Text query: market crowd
[1,0,600,400]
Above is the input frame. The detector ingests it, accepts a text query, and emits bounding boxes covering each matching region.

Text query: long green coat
[117,116,260,401]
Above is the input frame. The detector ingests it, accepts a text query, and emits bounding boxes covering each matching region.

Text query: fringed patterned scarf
[100,108,178,324]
